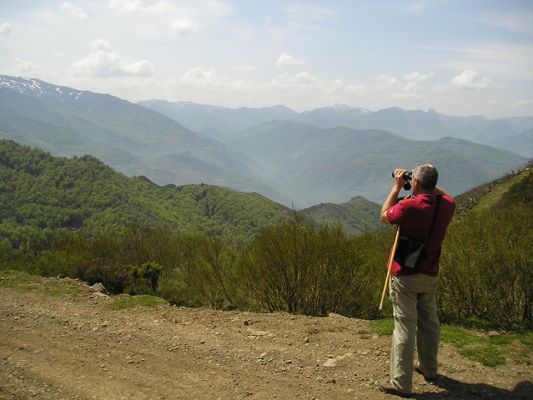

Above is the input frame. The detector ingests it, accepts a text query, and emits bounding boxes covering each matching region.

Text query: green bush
[5,200,532,331]
[125,261,162,295]
[439,203,532,329]
[72,258,133,294]
[240,214,364,316]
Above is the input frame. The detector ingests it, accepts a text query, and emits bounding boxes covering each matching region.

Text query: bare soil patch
[1,274,531,399]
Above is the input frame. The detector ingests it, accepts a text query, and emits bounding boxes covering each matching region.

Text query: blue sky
[1,0,532,117]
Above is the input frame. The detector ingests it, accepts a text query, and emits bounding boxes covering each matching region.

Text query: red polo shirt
[386,194,455,276]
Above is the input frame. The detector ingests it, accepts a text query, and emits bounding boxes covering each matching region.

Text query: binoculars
[391,170,413,190]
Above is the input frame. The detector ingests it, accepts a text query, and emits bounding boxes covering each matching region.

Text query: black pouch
[394,236,425,269]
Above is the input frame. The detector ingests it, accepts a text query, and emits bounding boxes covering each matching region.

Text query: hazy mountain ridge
[140,100,533,156]
[0,75,282,201]
[230,120,527,206]
[0,75,528,208]
[490,129,533,158]
[138,99,298,142]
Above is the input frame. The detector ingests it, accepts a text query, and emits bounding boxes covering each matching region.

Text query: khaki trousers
[390,273,440,393]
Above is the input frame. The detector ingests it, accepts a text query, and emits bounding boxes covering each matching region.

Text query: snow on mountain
[0,75,84,101]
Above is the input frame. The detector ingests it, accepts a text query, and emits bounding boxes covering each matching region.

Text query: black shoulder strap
[426,195,441,246]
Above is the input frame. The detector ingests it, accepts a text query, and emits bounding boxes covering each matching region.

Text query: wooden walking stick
[379,226,401,311]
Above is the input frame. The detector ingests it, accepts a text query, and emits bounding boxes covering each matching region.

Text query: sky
[1,0,532,118]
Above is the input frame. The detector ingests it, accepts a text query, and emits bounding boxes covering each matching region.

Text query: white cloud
[60,1,88,20]
[236,64,256,72]
[440,44,533,81]
[379,75,399,87]
[391,91,422,99]
[171,18,197,35]
[107,0,232,34]
[107,0,142,14]
[200,0,233,18]
[292,71,318,84]
[181,67,218,87]
[0,22,11,36]
[450,69,494,89]
[72,40,154,77]
[11,58,40,75]
[365,72,436,100]
[511,99,533,108]
[272,71,320,87]
[404,72,435,82]
[277,53,305,66]
[92,39,114,52]
[402,82,417,91]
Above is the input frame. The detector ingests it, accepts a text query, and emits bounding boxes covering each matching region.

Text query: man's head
[412,164,438,193]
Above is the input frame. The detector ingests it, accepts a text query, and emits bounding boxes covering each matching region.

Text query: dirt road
[1,273,531,399]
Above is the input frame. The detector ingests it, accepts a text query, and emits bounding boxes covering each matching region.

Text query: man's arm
[380,169,406,224]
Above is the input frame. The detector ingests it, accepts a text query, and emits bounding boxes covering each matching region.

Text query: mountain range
[0,75,529,207]
[230,120,527,205]
[140,100,533,157]
[0,75,281,201]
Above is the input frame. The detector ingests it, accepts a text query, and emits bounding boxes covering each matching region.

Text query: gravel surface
[1,274,532,399]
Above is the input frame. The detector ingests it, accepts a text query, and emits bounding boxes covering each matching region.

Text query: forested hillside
[0,139,290,248]
[0,139,383,251]
[301,196,381,235]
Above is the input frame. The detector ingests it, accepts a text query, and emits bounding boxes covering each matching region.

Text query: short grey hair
[412,164,438,190]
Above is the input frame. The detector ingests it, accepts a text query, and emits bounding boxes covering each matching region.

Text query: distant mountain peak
[0,75,84,101]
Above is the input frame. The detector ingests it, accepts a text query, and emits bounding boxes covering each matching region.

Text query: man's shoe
[379,383,413,398]
[415,367,438,382]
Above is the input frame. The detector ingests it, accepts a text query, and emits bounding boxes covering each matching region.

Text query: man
[379,164,455,397]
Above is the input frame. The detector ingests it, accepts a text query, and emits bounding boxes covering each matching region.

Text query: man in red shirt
[379,164,455,397]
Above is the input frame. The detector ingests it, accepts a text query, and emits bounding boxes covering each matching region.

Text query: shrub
[125,261,163,295]
[240,214,363,316]
[439,204,532,329]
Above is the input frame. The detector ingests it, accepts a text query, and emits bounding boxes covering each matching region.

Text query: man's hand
[392,169,407,190]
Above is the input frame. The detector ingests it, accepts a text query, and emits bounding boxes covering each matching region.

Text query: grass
[109,294,167,310]
[371,318,532,367]
[1,269,81,297]
[372,317,395,336]
[0,269,39,292]
[46,285,80,297]
[471,170,529,213]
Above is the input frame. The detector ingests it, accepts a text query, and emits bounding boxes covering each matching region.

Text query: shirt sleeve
[386,202,405,224]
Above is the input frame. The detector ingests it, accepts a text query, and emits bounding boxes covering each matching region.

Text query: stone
[323,359,337,368]
[90,283,106,293]
[247,329,270,337]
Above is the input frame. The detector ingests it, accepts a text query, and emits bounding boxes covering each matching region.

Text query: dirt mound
[1,273,531,399]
